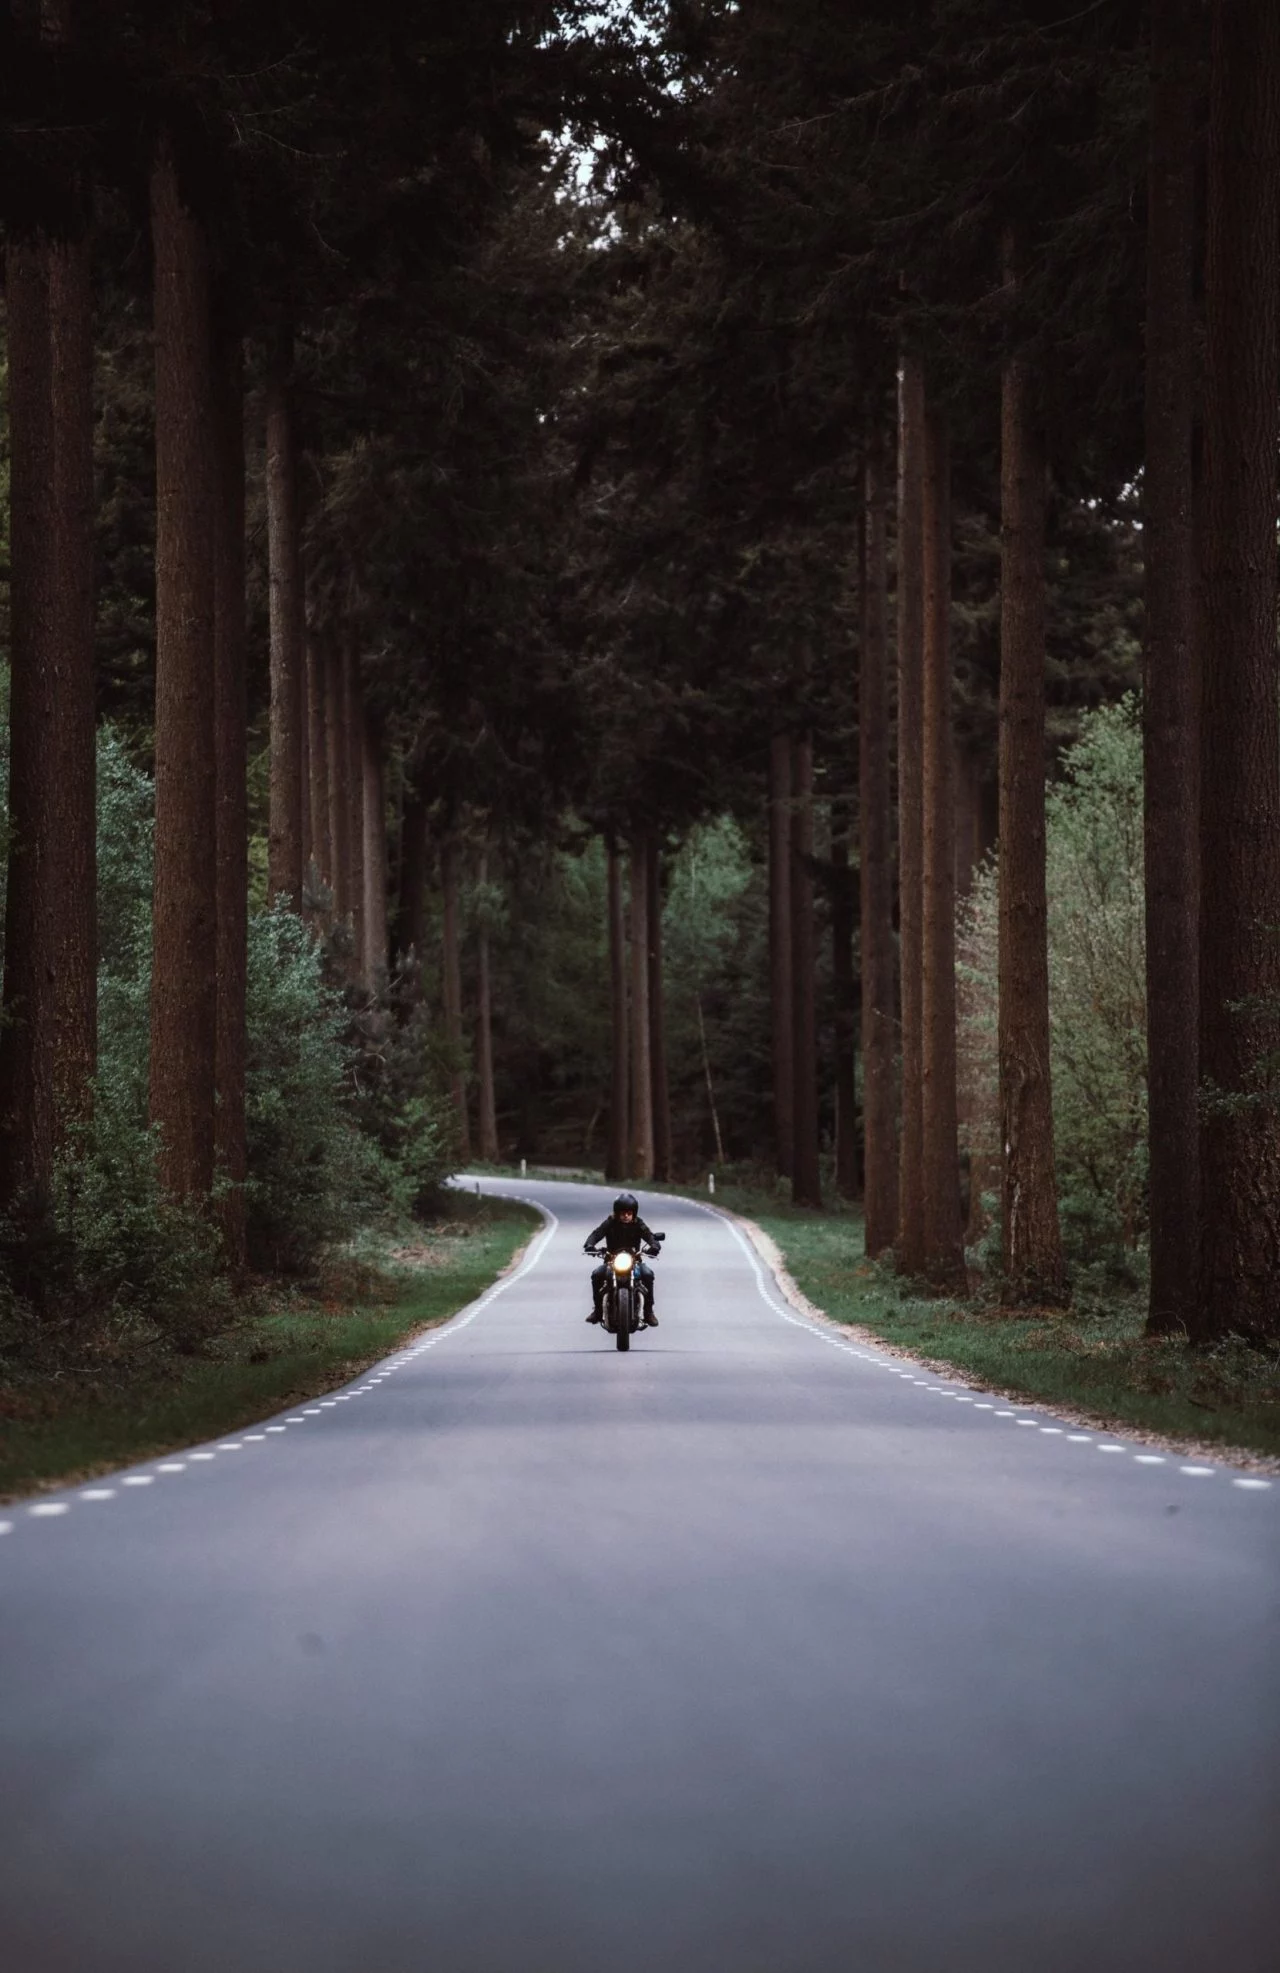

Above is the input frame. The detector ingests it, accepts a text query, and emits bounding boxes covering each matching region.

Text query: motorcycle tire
[616,1285,631,1351]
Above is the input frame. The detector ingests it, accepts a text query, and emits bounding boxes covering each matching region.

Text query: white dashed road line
[688,1194,1274,1499]
[2,1195,1271,1536]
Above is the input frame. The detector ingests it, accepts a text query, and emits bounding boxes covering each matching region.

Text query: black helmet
[613,1192,639,1217]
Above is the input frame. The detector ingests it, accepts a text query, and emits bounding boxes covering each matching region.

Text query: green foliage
[663,818,772,1164]
[0,729,453,1328]
[959,699,1148,1288]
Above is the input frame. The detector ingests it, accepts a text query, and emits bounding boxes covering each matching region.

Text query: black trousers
[592,1259,653,1314]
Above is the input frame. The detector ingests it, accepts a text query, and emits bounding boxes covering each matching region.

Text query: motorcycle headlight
[612,1251,634,1274]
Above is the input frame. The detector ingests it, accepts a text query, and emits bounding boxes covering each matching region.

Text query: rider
[585,1193,661,1327]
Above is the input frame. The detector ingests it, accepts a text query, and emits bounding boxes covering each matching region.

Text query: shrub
[959,698,1147,1286]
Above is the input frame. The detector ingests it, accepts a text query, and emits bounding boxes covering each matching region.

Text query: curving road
[1,1176,1277,1972]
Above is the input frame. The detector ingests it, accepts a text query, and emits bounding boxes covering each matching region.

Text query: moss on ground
[0,1196,539,1501]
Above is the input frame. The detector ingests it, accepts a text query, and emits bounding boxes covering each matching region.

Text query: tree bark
[148,137,218,1200]
[998,248,1066,1303]
[0,234,58,1219]
[896,352,927,1274]
[298,633,312,884]
[769,732,795,1178]
[266,331,304,909]
[306,633,332,899]
[1142,0,1204,1335]
[606,836,630,1183]
[921,403,965,1289]
[324,638,349,922]
[860,418,899,1256]
[1196,0,1280,1342]
[791,734,822,1208]
[396,770,430,971]
[342,639,366,974]
[831,798,860,1199]
[0,209,98,1222]
[440,836,471,1160]
[476,853,500,1163]
[629,836,654,1179]
[647,837,672,1182]
[212,316,248,1268]
[361,710,388,981]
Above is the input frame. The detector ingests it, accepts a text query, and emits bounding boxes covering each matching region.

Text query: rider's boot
[644,1301,659,1328]
[586,1300,603,1323]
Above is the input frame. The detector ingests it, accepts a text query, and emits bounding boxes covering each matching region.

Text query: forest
[0,0,1277,1355]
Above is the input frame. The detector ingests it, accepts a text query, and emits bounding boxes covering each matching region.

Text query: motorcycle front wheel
[615,1284,631,1351]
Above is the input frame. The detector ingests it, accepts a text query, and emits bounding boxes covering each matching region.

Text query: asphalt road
[1,1176,1277,1973]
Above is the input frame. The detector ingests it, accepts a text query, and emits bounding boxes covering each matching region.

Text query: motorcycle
[587,1232,665,1351]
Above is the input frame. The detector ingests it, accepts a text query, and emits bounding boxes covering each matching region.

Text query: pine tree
[629,835,654,1178]
[148,133,218,1200]
[860,418,898,1256]
[266,329,305,909]
[920,401,964,1288]
[475,851,500,1163]
[1195,0,1280,1342]
[606,835,630,1182]
[212,313,248,1265]
[791,733,821,1207]
[360,711,388,978]
[647,838,672,1182]
[998,241,1065,1304]
[829,797,859,1200]
[1143,0,1204,1337]
[440,834,471,1160]
[0,0,97,1224]
[896,352,927,1274]
[768,732,795,1177]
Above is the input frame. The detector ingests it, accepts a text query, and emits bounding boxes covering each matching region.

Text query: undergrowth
[0,1195,537,1500]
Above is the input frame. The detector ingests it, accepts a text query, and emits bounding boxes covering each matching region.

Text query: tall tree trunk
[1196,0,1280,1342]
[921,403,965,1289]
[265,329,304,909]
[342,639,366,974]
[791,734,822,1208]
[475,852,500,1163]
[324,638,349,921]
[860,418,899,1256]
[769,732,795,1178]
[361,711,388,980]
[148,137,217,1200]
[306,633,332,899]
[0,139,97,1216]
[831,798,860,1199]
[3,0,94,1188]
[999,246,1066,1303]
[1143,0,1204,1336]
[896,352,927,1274]
[606,837,630,1183]
[629,836,654,1179]
[298,637,312,883]
[647,837,672,1182]
[48,226,97,1138]
[212,314,248,1268]
[440,836,471,1160]
[396,771,430,972]
[0,231,58,1220]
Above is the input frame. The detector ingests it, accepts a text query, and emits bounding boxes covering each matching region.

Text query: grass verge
[0,1195,539,1502]
[648,1179,1280,1463]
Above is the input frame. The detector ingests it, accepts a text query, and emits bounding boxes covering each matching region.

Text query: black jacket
[585,1213,658,1256]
